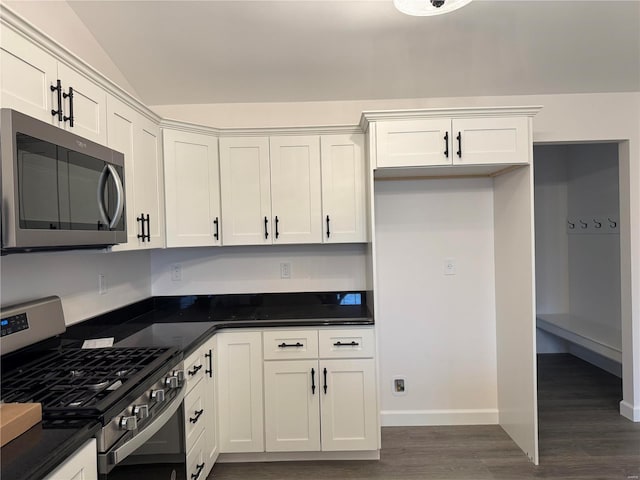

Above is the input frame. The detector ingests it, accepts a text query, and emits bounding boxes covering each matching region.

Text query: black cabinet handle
[63,86,74,127]
[456,132,462,158]
[205,350,212,377]
[278,342,303,348]
[188,364,203,376]
[50,79,63,121]
[137,214,146,242]
[191,462,205,479]
[323,367,328,394]
[264,216,269,239]
[326,215,331,239]
[333,341,359,347]
[189,409,204,424]
[213,217,219,240]
[145,214,150,241]
[311,368,316,394]
[275,216,280,239]
[444,131,449,158]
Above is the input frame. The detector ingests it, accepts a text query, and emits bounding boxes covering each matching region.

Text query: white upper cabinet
[163,129,221,247]
[270,135,322,244]
[219,136,271,246]
[107,96,164,250]
[451,117,529,165]
[371,110,535,170]
[320,134,366,243]
[1,27,107,144]
[376,119,451,168]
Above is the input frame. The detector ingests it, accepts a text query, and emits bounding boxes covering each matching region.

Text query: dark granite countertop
[0,292,372,479]
[1,421,101,480]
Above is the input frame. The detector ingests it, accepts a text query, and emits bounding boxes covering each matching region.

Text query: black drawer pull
[63,86,74,126]
[137,213,146,242]
[213,217,219,240]
[278,342,303,348]
[326,215,331,238]
[51,79,63,121]
[456,131,462,158]
[188,364,203,376]
[189,409,204,424]
[191,462,205,479]
[205,350,213,377]
[333,341,359,347]
[275,215,280,239]
[323,367,328,394]
[444,131,449,158]
[311,368,316,394]
[264,216,269,239]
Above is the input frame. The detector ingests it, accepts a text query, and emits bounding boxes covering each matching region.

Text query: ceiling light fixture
[393,0,473,16]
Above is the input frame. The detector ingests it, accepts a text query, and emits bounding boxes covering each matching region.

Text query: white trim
[620,400,640,422]
[360,106,543,131]
[217,450,380,463]
[380,409,499,426]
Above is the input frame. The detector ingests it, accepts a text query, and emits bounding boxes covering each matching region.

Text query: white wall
[374,178,498,426]
[151,244,367,296]
[3,0,141,100]
[0,250,151,325]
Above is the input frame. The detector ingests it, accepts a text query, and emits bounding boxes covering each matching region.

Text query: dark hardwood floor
[209,353,640,479]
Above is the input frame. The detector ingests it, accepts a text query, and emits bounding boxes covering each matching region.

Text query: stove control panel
[1,312,29,337]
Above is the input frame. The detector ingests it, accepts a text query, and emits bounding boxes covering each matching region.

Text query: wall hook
[593,219,602,229]
[579,220,588,229]
[608,218,617,228]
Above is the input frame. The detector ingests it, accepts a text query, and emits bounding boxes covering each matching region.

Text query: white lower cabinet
[262,327,378,453]
[44,438,97,480]
[217,331,264,453]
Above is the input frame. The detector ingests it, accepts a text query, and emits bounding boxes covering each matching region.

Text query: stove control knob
[133,404,149,420]
[151,389,165,403]
[165,375,179,389]
[120,415,138,431]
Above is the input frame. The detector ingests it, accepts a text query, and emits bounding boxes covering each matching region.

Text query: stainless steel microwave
[1,109,126,253]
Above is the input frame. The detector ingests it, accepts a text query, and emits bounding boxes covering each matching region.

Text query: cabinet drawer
[318,328,375,358]
[184,379,207,451]
[184,347,206,393]
[263,330,318,360]
[186,430,208,480]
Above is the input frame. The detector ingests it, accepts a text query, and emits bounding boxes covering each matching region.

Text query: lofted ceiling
[66,0,640,106]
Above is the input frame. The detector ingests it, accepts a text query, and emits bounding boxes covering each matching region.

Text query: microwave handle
[97,165,125,230]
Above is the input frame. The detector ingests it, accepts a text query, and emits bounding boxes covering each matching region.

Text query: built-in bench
[536,313,622,363]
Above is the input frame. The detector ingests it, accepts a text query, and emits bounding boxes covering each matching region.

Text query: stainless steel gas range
[0,297,187,479]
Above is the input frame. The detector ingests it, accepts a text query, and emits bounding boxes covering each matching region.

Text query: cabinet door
[264,360,321,452]
[452,117,530,165]
[217,331,264,453]
[269,136,322,244]
[321,134,366,243]
[57,63,107,145]
[202,337,219,472]
[106,96,138,250]
[219,137,271,245]
[134,116,165,248]
[376,119,451,168]
[163,129,221,247]
[320,359,377,451]
[0,27,57,123]
[44,438,97,480]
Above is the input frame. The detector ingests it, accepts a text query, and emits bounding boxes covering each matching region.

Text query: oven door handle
[99,383,186,472]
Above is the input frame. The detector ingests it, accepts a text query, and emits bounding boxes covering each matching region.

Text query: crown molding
[160,118,363,137]
[360,106,543,131]
[0,4,161,124]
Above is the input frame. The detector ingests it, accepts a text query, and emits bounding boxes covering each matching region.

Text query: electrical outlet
[171,264,182,282]
[280,262,291,279]
[392,377,407,396]
[98,273,107,295]
[444,257,456,275]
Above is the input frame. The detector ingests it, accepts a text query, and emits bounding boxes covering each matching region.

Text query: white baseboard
[620,400,640,422]
[217,450,380,463]
[380,409,499,426]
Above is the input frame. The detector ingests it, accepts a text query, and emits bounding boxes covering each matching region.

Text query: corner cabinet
[370,109,536,171]
[107,96,165,250]
[217,331,264,453]
[163,129,222,247]
[1,26,107,145]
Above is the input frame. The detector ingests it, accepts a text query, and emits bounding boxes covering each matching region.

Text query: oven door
[98,384,186,480]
